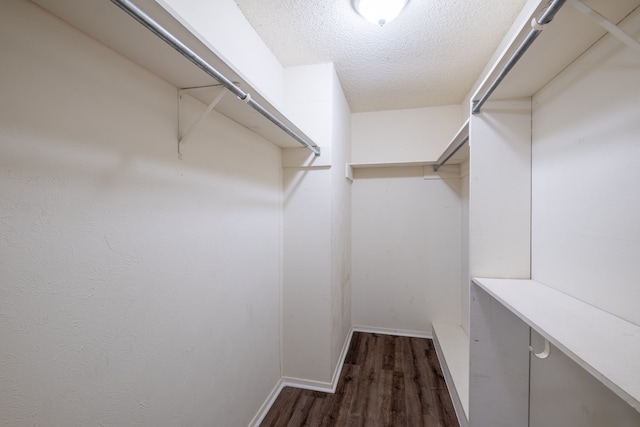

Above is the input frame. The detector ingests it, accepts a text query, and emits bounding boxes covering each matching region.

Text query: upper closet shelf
[32,0,319,153]
[473,277,640,413]
[349,118,469,170]
[472,0,640,111]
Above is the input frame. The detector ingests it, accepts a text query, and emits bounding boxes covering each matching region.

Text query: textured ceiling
[234,0,529,112]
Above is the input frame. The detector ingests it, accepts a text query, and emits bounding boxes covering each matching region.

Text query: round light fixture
[353,0,408,27]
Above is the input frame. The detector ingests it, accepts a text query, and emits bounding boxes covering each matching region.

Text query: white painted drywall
[469,284,530,427]
[529,331,640,427]
[282,63,352,388]
[329,68,353,375]
[531,8,640,327]
[460,160,470,334]
[350,104,466,333]
[469,99,532,278]
[351,105,462,164]
[528,9,640,426]
[351,166,462,334]
[282,163,332,384]
[0,2,282,426]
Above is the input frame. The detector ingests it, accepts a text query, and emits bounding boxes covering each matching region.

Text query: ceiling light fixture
[353,0,408,27]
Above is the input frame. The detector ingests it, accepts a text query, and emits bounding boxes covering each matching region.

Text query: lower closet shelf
[472,277,640,413]
[433,322,469,425]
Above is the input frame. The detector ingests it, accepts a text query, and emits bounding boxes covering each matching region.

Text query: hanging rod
[433,135,469,172]
[472,0,568,114]
[433,118,470,171]
[110,0,321,156]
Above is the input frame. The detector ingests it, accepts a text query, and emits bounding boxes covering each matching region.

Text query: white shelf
[433,323,469,426]
[349,118,469,170]
[32,0,316,151]
[474,0,640,104]
[472,277,640,413]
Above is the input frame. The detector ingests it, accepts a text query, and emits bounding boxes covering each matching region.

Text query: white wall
[282,63,351,388]
[460,160,470,334]
[469,283,530,427]
[282,64,332,386]
[350,105,464,334]
[329,69,353,374]
[351,105,462,164]
[528,9,640,427]
[529,331,640,427]
[531,9,640,326]
[469,99,532,279]
[162,0,353,393]
[467,100,532,427]
[351,166,462,334]
[0,2,282,426]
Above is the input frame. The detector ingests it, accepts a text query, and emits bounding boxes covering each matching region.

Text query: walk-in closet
[1,0,639,426]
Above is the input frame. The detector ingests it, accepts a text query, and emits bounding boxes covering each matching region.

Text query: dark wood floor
[260,332,459,427]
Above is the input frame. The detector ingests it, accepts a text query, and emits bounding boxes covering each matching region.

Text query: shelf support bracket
[178,86,226,158]
[570,0,640,55]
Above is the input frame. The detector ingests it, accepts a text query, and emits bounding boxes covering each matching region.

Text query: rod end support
[471,100,481,115]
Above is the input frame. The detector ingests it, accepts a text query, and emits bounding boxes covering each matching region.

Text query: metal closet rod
[111,0,321,156]
[433,134,469,172]
[472,0,568,114]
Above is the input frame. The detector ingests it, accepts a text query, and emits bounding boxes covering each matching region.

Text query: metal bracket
[178,85,227,158]
[570,0,640,55]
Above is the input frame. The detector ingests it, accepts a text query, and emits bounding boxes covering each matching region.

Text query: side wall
[162,0,354,401]
[282,64,352,388]
[531,10,640,326]
[282,65,333,385]
[468,99,532,279]
[529,9,640,427]
[330,69,353,375]
[0,2,282,426]
[467,99,532,427]
[460,160,470,334]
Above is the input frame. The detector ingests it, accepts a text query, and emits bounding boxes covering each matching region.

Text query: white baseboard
[352,325,433,339]
[248,378,285,427]
[282,326,355,393]
[248,327,355,426]
[248,326,435,426]
[281,376,335,393]
[329,326,354,391]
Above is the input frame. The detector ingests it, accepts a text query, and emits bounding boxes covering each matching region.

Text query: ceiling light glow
[353,0,408,27]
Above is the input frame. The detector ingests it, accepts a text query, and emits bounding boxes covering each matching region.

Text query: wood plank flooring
[260,332,459,427]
